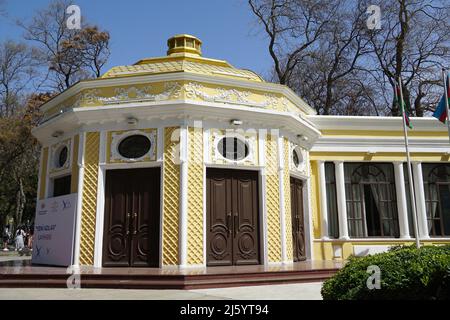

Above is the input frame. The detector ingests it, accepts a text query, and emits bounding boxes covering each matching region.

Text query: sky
[0,0,273,78]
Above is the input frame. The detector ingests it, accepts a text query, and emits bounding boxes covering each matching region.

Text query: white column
[258,130,269,266]
[73,132,85,267]
[412,162,430,239]
[277,136,287,263]
[179,125,188,266]
[93,131,107,268]
[334,161,349,240]
[393,162,411,239]
[318,161,329,239]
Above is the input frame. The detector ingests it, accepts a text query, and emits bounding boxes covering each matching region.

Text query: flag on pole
[394,83,413,129]
[433,73,450,124]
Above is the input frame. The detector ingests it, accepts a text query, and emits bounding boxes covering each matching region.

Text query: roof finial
[167,34,202,56]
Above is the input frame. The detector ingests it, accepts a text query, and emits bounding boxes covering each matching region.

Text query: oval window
[58,146,68,168]
[293,148,303,168]
[118,135,151,159]
[217,137,249,161]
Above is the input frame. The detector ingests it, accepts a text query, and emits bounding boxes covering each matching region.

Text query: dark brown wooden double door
[290,177,306,261]
[102,168,161,267]
[207,169,260,266]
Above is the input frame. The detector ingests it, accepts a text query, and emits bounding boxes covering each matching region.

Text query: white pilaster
[258,129,269,266]
[277,136,287,263]
[412,162,430,239]
[318,161,329,239]
[393,162,411,239]
[179,125,188,267]
[73,132,85,267]
[93,131,107,268]
[334,161,349,240]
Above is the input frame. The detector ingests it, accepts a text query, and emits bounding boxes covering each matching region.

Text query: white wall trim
[335,161,349,240]
[277,136,288,263]
[179,125,188,267]
[318,161,329,240]
[72,132,85,267]
[304,172,314,260]
[93,131,107,268]
[258,130,268,266]
[308,114,450,132]
[412,162,431,239]
[39,72,316,116]
[393,162,411,239]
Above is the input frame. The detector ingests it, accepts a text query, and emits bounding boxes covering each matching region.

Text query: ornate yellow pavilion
[32,35,450,268]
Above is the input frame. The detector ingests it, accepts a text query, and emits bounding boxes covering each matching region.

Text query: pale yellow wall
[310,151,450,162]
[314,240,450,261]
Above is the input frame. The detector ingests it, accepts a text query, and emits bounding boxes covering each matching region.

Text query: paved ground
[0,255,31,262]
[0,282,323,300]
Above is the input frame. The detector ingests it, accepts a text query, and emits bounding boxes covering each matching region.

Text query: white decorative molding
[290,143,307,173]
[98,82,181,105]
[185,82,279,108]
[74,89,100,107]
[211,132,256,165]
[49,139,71,173]
[110,129,157,163]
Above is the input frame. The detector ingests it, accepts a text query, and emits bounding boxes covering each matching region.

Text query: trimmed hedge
[321,245,450,300]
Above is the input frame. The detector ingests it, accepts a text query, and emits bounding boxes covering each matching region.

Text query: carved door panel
[206,169,233,266]
[129,168,161,267]
[290,177,306,261]
[233,171,260,265]
[207,169,260,266]
[103,168,160,267]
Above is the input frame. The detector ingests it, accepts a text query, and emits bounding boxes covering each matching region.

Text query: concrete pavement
[0,282,324,300]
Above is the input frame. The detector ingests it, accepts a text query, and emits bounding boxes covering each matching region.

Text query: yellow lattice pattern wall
[265,133,282,262]
[39,147,49,200]
[187,127,204,265]
[79,132,99,265]
[163,127,180,265]
[283,138,293,261]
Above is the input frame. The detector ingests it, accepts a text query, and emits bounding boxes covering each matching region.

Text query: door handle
[234,214,238,237]
[132,213,138,235]
[126,213,131,235]
[226,213,232,236]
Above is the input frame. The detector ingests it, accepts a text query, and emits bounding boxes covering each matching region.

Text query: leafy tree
[18,0,110,92]
[249,0,450,116]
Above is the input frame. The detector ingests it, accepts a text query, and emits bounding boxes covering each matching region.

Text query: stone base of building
[0,260,341,289]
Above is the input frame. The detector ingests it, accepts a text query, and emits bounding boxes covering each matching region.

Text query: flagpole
[398,76,420,249]
[442,68,450,145]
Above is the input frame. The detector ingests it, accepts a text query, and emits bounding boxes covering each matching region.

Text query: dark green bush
[321,245,450,300]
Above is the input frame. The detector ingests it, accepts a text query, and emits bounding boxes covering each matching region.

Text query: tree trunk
[14,178,25,230]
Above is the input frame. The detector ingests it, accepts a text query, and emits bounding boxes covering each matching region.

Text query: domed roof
[101,34,264,82]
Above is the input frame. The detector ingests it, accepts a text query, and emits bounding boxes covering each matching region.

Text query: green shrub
[321,245,450,300]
